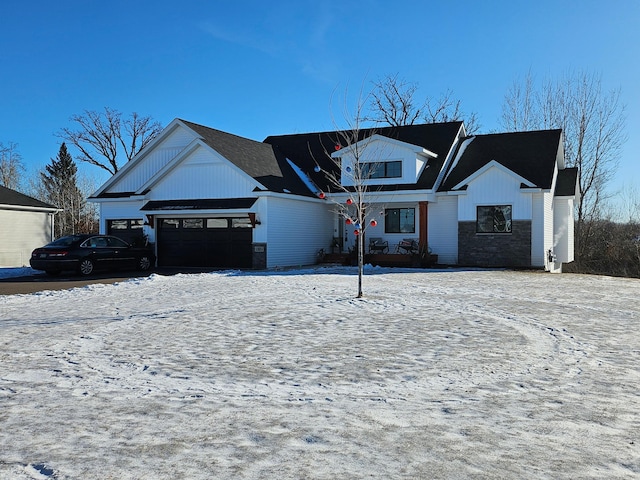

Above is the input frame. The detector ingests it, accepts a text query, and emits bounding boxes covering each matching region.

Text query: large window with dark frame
[385,208,415,233]
[361,161,402,179]
[476,205,512,233]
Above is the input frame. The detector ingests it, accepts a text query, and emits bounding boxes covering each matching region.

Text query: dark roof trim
[0,184,58,210]
[140,198,257,211]
[91,191,138,199]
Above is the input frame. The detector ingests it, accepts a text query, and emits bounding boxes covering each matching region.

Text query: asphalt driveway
[0,268,216,295]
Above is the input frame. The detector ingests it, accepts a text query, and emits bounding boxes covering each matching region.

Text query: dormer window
[361,161,402,179]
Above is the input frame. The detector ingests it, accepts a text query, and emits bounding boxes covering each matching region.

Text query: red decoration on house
[346,198,353,205]
[370,219,377,227]
[345,218,352,225]
[335,144,341,151]
[318,192,325,199]
[354,229,359,236]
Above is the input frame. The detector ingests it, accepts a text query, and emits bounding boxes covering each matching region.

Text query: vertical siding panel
[265,197,333,268]
[0,209,53,267]
[429,196,458,264]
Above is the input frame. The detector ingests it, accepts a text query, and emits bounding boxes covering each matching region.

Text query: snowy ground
[0,267,639,479]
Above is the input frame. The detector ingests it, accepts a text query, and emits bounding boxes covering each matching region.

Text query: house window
[476,205,512,233]
[385,208,415,233]
[362,161,402,179]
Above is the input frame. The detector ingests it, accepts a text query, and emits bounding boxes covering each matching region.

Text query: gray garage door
[157,217,253,268]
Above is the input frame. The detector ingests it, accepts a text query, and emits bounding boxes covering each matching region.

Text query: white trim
[452,160,536,190]
[92,119,191,197]
[0,204,60,213]
[330,134,437,159]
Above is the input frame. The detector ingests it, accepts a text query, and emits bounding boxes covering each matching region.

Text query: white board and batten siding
[263,196,333,268]
[531,192,553,268]
[553,197,575,263]
[428,196,458,265]
[108,126,196,194]
[149,148,258,200]
[457,167,533,222]
[0,209,54,267]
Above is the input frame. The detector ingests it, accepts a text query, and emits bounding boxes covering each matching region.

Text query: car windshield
[48,235,85,247]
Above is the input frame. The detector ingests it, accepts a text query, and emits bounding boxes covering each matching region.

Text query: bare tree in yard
[368,73,481,133]
[500,71,627,266]
[315,90,387,298]
[0,141,26,190]
[58,107,162,175]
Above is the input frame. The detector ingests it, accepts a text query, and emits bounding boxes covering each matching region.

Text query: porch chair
[368,237,389,254]
[395,238,419,255]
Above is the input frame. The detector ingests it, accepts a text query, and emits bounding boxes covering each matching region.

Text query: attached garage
[156,217,253,268]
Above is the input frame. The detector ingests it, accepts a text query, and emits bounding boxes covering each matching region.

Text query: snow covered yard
[0,268,639,479]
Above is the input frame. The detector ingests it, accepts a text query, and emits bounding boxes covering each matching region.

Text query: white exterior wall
[338,139,428,187]
[99,200,148,237]
[0,208,54,267]
[457,167,533,221]
[553,197,575,263]
[531,192,552,268]
[428,195,458,264]
[149,147,257,200]
[109,127,196,193]
[264,196,333,268]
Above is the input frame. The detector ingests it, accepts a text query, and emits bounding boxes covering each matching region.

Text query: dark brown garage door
[157,217,253,268]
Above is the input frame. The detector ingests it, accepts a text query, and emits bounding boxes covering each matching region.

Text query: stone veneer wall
[458,220,532,267]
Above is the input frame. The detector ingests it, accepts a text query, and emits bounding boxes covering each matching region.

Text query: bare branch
[58,107,162,175]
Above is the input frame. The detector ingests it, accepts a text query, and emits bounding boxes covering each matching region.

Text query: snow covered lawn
[1,268,639,479]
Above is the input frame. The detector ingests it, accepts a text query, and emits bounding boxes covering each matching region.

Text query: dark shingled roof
[439,129,563,191]
[0,184,57,209]
[555,167,579,197]
[264,122,463,192]
[180,120,313,196]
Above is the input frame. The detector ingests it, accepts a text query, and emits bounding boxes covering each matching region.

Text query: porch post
[419,201,428,248]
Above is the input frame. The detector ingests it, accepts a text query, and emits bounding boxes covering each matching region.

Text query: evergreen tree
[41,143,85,237]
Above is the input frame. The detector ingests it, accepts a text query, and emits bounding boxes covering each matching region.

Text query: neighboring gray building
[0,185,59,267]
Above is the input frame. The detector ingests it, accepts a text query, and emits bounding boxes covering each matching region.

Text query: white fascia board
[0,204,61,213]
[92,118,189,197]
[255,190,324,202]
[452,160,536,190]
[328,190,436,204]
[330,134,436,159]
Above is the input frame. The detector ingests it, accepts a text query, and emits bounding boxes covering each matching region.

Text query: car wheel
[45,270,61,276]
[78,259,94,276]
[137,255,152,271]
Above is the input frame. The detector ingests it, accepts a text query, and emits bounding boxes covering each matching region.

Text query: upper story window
[361,161,402,179]
[476,205,512,233]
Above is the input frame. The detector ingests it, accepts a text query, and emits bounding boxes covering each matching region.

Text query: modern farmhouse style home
[90,118,578,272]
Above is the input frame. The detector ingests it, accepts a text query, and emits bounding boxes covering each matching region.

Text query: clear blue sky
[1,0,639,203]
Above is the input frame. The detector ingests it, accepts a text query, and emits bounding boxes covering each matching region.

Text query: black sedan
[30,234,155,276]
